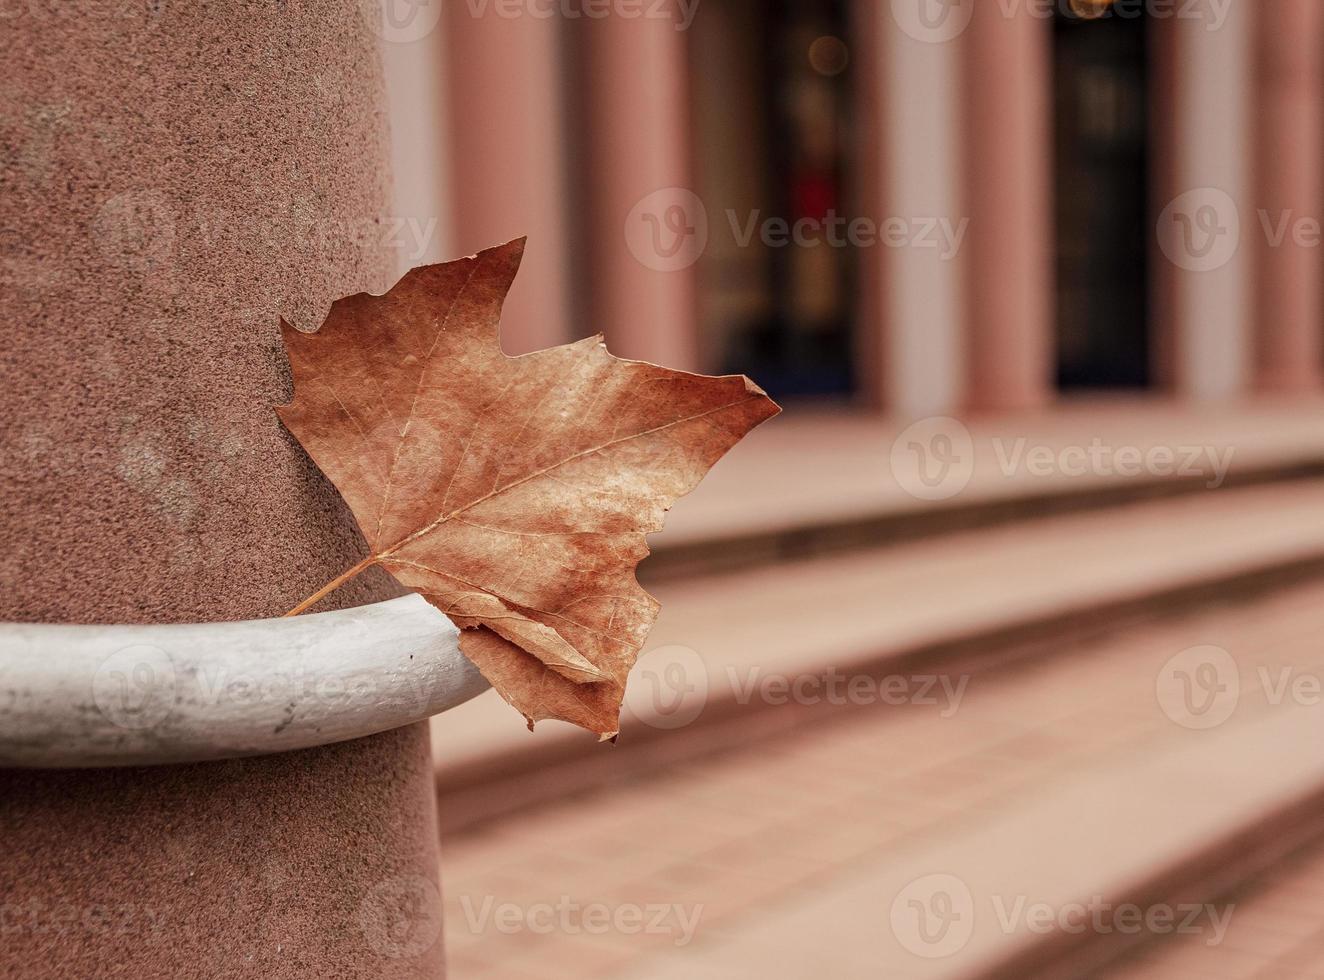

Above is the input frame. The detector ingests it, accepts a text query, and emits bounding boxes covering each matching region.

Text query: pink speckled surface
[1,3,446,976]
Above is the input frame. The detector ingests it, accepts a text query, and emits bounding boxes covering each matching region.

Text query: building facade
[384,0,1321,414]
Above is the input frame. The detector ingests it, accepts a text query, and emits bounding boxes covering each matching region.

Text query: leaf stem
[284,555,380,617]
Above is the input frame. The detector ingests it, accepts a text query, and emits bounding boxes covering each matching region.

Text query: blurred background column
[379,5,455,273]
[1157,0,1253,400]
[962,0,1054,412]
[446,3,571,353]
[855,0,967,416]
[1254,0,1323,394]
[575,11,699,370]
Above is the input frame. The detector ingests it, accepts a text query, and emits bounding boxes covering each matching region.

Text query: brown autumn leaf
[277,238,779,737]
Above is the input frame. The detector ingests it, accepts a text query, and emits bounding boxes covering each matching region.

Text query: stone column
[1254,0,1323,394]
[380,3,456,271]
[962,0,1054,412]
[855,0,967,415]
[446,3,571,354]
[1155,0,1254,401]
[575,10,699,370]
[1,5,446,977]
[1148,11,1179,390]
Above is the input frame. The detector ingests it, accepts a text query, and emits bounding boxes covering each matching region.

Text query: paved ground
[439,574,1324,979]
[1103,839,1324,978]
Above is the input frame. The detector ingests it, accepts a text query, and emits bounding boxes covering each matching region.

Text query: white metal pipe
[0,595,488,768]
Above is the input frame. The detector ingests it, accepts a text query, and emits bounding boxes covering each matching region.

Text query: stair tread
[440,575,1324,980]
[433,478,1324,774]
[657,400,1324,550]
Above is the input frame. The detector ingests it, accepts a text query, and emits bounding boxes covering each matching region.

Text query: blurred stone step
[434,478,1324,831]
[1093,828,1324,977]
[643,400,1324,582]
[608,692,1324,979]
[438,572,1324,979]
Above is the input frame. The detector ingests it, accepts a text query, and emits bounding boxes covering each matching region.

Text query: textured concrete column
[1158,1,1253,401]
[962,1,1053,412]
[855,0,967,415]
[2,5,446,977]
[1254,0,1323,393]
[576,12,699,370]
[446,3,570,353]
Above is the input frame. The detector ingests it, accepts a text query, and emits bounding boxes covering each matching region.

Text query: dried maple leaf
[278,239,779,736]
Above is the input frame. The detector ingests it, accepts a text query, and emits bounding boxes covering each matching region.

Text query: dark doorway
[689,0,856,400]
[1053,6,1151,389]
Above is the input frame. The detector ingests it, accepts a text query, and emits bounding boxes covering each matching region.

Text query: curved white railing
[0,595,489,768]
